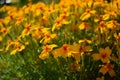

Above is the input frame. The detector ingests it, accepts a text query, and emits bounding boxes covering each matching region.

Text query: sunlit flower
[10,45,25,55]
[106,20,117,29]
[99,21,107,33]
[80,9,96,21]
[40,32,56,44]
[5,40,14,51]
[94,14,110,23]
[52,16,70,32]
[92,46,112,63]
[39,44,57,60]
[15,17,24,25]
[40,16,50,26]
[52,17,62,32]
[1,26,11,37]
[99,63,115,77]
[52,44,72,58]
[20,24,32,38]
[79,22,91,30]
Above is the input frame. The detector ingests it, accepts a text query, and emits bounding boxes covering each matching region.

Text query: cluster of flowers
[0,0,120,79]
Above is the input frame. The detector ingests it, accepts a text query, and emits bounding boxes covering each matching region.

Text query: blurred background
[0,0,60,6]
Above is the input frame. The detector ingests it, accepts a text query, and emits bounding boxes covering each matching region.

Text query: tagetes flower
[39,44,57,60]
[1,26,11,37]
[106,20,117,29]
[52,12,71,32]
[71,44,92,62]
[40,16,50,26]
[51,44,92,62]
[15,17,24,25]
[40,32,56,44]
[99,21,107,33]
[99,63,115,77]
[80,9,96,21]
[44,3,56,16]
[52,44,72,58]
[79,22,91,30]
[31,26,47,40]
[5,40,14,51]
[69,44,81,62]
[20,24,32,38]
[52,16,70,32]
[10,45,25,55]
[96,76,104,80]
[92,47,112,63]
[52,18,62,32]
[94,14,110,23]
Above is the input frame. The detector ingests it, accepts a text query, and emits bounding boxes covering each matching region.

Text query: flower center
[101,52,107,59]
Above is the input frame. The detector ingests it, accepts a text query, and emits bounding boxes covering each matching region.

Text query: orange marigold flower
[92,46,112,63]
[80,9,96,21]
[79,22,91,30]
[99,63,115,77]
[39,44,57,60]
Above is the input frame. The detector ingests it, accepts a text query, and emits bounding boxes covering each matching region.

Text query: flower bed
[0,0,120,79]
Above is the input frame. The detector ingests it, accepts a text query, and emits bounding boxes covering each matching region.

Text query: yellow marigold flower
[10,45,25,55]
[94,14,109,23]
[20,24,33,38]
[106,20,117,29]
[52,44,72,58]
[39,44,57,60]
[1,26,11,37]
[92,46,112,63]
[44,3,56,16]
[99,63,115,77]
[5,40,14,51]
[102,14,110,20]
[15,17,24,25]
[99,21,107,33]
[52,16,70,32]
[79,22,90,30]
[70,44,92,62]
[40,32,56,44]
[52,18,62,32]
[40,16,50,26]
[110,10,119,18]
[80,9,96,21]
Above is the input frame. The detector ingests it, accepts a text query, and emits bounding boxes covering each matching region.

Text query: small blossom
[92,46,112,63]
